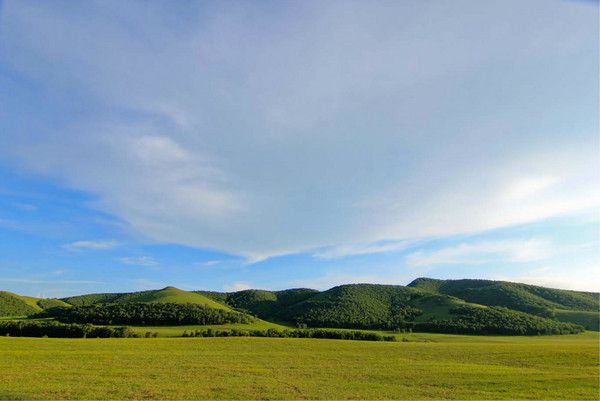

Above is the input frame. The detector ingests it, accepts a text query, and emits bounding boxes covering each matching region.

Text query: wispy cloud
[313,240,413,260]
[406,239,552,267]
[223,282,252,292]
[63,240,119,251]
[117,256,159,267]
[0,1,596,262]
[195,260,224,267]
[492,264,600,292]
[0,278,104,285]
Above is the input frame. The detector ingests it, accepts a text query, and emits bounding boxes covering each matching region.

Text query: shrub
[0,320,138,338]
[183,328,397,342]
[43,302,253,326]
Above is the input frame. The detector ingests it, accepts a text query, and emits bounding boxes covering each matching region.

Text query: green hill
[277,284,473,328]
[202,284,470,329]
[36,298,71,309]
[282,284,418,327]
[0,291,40,316]
[0,291,71,317]
[408,278,598,311]
[2,278,594,335]
[62,287,231,310]
[204,288,319,319]
[408,278,599,330]
[196,282,589,334]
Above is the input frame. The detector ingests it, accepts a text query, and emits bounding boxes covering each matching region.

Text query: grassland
[1,332,597,400]
[555,309,600,331]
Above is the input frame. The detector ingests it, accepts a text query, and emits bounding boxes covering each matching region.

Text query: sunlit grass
[1,331,597,400]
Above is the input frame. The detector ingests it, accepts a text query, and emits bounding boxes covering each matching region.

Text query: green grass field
[1,332,597,400]
[555,309,600,331]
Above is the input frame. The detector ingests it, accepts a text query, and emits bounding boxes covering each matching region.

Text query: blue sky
[0,0,598,297]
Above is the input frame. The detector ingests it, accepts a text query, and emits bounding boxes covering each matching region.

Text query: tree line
[291,304,422,331]
[182,327,397,341]
[413,305,584,335]
[0,320,140,338]
[44,302,253,325]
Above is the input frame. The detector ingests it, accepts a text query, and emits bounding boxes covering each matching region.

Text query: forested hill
[1,278,597,334]
[61,286,232,311]
[408,278,599,330]
[407,278,598,311]
[198,283,590,334]
[0,291,70,317]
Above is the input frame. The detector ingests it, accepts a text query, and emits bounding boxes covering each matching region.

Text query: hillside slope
[2,278,593,334]
[281,284,425,328]
[408,278,598,311]
[198,288,319,319]
[196,281,591,333]
[202,284,478,328]
[0,291,70,316]
[62,287,231,310]
[211,283,582,335]
[408,278,599,330]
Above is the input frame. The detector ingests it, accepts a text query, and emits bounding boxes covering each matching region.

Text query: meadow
[1,331,597,400]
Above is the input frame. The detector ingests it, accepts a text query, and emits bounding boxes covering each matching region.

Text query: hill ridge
[2,278,597,332]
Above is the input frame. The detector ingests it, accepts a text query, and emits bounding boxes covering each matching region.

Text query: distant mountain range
[1,278,598,333]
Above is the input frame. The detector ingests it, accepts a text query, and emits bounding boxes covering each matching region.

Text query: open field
[1,332,598,400]
[127,319,289,337]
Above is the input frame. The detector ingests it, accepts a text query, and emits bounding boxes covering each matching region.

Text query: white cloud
[406,239,551,267]
[503,175,560,202]
[117,256,159,267]
[0,1,597,261]
[313,240,413,260]
[195,260,224,267]
[492,264,600,292]
[63,240,119,251]
[223,282,252,292]
[0,278,104,285]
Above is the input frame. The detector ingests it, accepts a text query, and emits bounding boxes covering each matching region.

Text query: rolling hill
[197,288,320,320]
[203,285,464,325]
[0,291,70,317]
[408,278,599,330]
[199,283,589,334]
[1,278,596,334]
[62,286,231,310]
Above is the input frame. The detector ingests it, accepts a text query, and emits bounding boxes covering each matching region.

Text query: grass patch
[0,332,597,400]
[555,309,599,331]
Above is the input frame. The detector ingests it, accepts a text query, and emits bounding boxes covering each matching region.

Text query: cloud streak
[117,256,159,267]
[313,240,414,260]
[0,0,597,261]
[406,239,552,267]
[63,240,119,251]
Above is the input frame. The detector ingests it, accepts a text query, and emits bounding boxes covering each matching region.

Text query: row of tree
[45,302,253,325]
[0,320,139,338]
[291,305,422,331]
[182,327,397,341]
[414,305,584,335]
